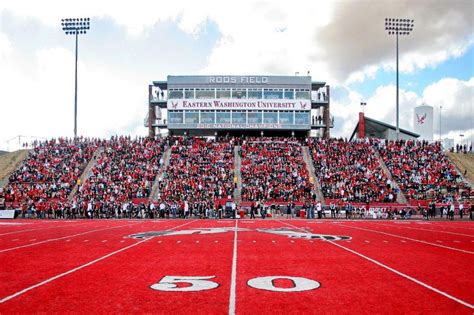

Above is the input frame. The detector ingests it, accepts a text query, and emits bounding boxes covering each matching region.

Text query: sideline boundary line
[0,220,197,304]
[276,220,474,310]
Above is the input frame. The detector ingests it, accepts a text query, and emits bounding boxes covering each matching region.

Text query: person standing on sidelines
[286,203,292,219]
[184,200,189,219]
[261,204,266,219]
[316,201,322,219]
[250,202,256,219]
[309,202,315,219]
[330,202,336,219]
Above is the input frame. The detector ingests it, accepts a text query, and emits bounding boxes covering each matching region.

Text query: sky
[0,0,473,151]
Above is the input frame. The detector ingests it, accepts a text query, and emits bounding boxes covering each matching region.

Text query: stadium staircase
[233,146,242,204]
[373,148,408,204]
[68,147,104,201]
[150,146,171,202]
[302,146,325,204]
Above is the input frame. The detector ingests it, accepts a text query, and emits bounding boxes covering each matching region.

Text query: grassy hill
[0,150,29,182]
[446,152,474,185]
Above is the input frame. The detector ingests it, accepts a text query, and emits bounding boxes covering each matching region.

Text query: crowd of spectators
[1,135,472,219]
[240,138,312,203]
[157,137,235,213]
[308,138,395,203]
[1,137,101,211]
[377,140,471,202]
[72,136,166,216]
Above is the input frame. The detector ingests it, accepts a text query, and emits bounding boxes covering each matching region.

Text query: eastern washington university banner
[167,99,311,111]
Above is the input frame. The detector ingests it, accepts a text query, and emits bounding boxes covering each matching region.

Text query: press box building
[146,75,332,137]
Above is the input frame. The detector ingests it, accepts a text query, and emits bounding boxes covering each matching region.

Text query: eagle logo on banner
[171,101,178,109]
[300,102,307,109]
[416,113,427,125]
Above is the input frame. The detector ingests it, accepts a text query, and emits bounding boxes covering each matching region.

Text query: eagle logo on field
[171,101,178,109]
[416,113,427,125]
[256,228,351,241]
[128,227,350,241]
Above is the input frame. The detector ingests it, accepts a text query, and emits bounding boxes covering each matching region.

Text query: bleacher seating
[158,137,235,208]
[377,140,471,201]
[1,138,101,209]
[240,138,312,202]
[308,138,395,203]
[74,136,165,206]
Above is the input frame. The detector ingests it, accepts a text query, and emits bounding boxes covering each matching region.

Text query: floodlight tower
[61,17,90,138]
[385,18,414,140]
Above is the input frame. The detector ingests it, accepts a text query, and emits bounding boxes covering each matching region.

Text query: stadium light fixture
[61,17,91,138]
[360,102,367,114]
[385,18,414,140]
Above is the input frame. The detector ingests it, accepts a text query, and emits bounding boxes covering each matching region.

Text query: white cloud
[0,32,13,59]
[0,1,473,150]
[331,77,474,143]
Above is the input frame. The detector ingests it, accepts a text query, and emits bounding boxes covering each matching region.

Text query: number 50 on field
[151,275,320,292]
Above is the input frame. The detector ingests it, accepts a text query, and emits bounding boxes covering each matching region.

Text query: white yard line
[0,223,141,253]
[228,220,238,315]
[0,220,197,304]
[276,220,474,310]
[0,222,92,236]
[328,240,473,310]
[339,224,474,255]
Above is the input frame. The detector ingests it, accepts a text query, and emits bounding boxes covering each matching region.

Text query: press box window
[263,89,283,99]
[248,111,262,124]
[263,111,278,124]
[279,111,294,124]
[232,89,247,99]
[169,111,184,124]
[195,89,214,99]
[248,89,262,99]
[295,111,310,125]
[184,89,194,99]
[200,111,215,124]
[216,111,231,123]
[232,111,246,124]
[184,111,199,124]
[216,89,231,99]
[168,89,183,99]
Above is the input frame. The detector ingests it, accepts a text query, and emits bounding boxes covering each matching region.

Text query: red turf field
[0,219,473,314]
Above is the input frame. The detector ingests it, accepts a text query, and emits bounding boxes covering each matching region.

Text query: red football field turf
[0,219,473,314]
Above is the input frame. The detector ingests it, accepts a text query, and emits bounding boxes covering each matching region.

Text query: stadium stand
[1,138,101,211]
[0,136,471,219]
[308,138,395,203]
[377,140,472,202]
[157,137,235,217]
[240,138,312,203]
[72,136,165,217]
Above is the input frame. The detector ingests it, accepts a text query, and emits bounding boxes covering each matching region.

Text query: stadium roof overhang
[152,81,167,90]
[350,115,419,141]
[311,82,326,90]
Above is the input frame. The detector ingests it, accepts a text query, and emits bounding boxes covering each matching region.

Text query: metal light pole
[439,105,442,141]
[385,18,414,140]
[61,17,90,138]
[360,102,367,114]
